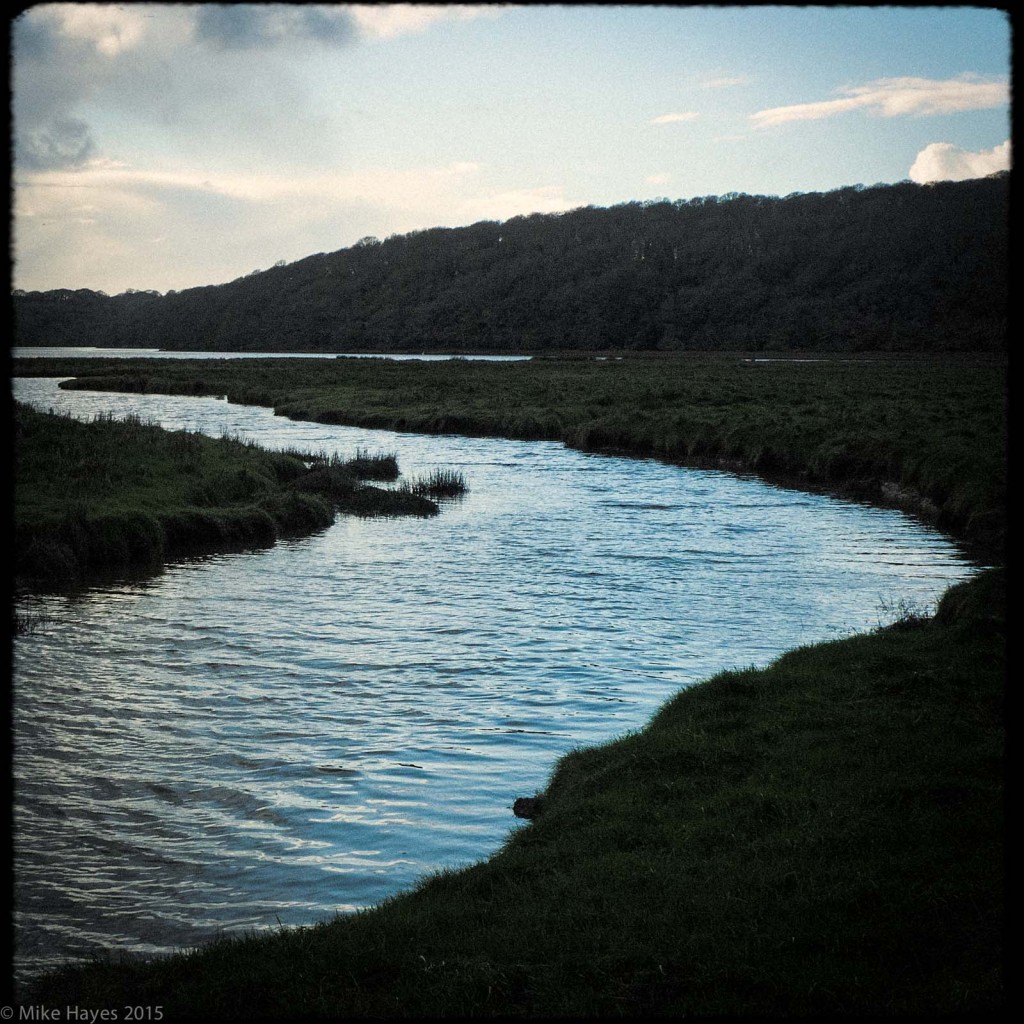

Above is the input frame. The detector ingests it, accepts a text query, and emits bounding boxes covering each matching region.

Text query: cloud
[908,139,1011,183]
[133,160,484,208]
[12,4,354,176]
[348,4,505,40]
[11,9,59,59]
[751,74,1009,129]
[12,7,133,125]
[702,75,751,89]
[38,3,150,57]
[646,173,671,185]
[11,4,508,174]
[21,156,536,210]
[14,158,577,292]
[193,4,355,50]
[651,112,700,125]
[19,116,97,170]
[15,159,523,232]
[12,5,169,169]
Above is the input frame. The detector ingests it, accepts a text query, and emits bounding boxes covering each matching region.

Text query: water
[12,347,529,361]
[11,376,979,990]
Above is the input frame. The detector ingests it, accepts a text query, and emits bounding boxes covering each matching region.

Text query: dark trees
[13,174,1007,353]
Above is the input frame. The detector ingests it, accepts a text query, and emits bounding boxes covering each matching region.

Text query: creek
[11,372,978,988]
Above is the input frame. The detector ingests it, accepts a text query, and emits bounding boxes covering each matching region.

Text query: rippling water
[11,376,979,989]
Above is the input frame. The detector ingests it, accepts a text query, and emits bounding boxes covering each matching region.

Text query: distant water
[12,347,529,361]
[11,376,980,991]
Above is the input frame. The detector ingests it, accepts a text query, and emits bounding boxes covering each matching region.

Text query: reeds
[345,446,400,481]
[408,467,469,499]
[12,606,54,636]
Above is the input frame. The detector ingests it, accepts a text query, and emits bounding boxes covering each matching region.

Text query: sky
[10,3,1012,296]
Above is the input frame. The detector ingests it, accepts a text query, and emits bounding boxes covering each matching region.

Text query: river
[10,372,980,990]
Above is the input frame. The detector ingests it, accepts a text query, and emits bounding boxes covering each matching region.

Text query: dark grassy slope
[17,352,1006,561]
[27,568,1004,1016]
[13,175,1008,354]
[13,403,438,588]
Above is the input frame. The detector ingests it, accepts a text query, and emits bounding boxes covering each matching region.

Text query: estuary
[11,374,979,989]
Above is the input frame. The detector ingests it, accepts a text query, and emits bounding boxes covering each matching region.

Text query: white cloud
[646,173,671,185]
[14,158,577,291]
[908,139,1011,183]
[751,74,1009,129]
[651,112,700,125]
[347,3,504,40]
[701,74,751,89]
[17,159,488,209]
[42,2,150,56]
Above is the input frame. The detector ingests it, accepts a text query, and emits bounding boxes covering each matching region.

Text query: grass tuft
[408,468,469,499]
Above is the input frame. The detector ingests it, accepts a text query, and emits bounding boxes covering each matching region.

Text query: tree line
[13,174,1008,353]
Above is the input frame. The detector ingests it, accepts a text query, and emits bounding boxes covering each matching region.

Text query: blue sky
[11,3,1012,295]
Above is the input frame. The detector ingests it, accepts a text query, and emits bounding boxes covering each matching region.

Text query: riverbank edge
[12,403,439,594]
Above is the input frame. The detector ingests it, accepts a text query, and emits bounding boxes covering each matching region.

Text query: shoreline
[12,403,444,595]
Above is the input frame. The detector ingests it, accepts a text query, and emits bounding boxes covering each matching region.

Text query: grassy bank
[26,568,1004,1016]
[15,351,1005,560]
[13,402,439,588]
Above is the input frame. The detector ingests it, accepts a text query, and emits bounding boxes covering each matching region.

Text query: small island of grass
[13,402,450,593]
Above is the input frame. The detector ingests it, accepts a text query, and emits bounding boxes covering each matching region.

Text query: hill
[13,174,1008,354]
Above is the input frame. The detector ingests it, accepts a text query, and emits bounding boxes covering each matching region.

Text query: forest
[13,173,1008,354]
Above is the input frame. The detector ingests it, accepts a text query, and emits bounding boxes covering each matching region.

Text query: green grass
[25,568,1004,1016]
[344,446,401,481]
[15,351,1005,560]
[407,467,469,499]
[13,403,438,587]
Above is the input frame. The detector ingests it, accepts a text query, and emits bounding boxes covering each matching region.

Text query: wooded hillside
[13,174,1008,353]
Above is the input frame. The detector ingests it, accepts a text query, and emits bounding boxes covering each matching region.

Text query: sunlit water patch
[12,376,979,989]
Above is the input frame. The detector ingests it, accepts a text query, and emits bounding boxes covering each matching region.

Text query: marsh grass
[875,593,936,630]
[408,468,469,499]
[27,568,1004,1016]
[12,606,55,636]
[346,446,401,481]
[13,404,445,586]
